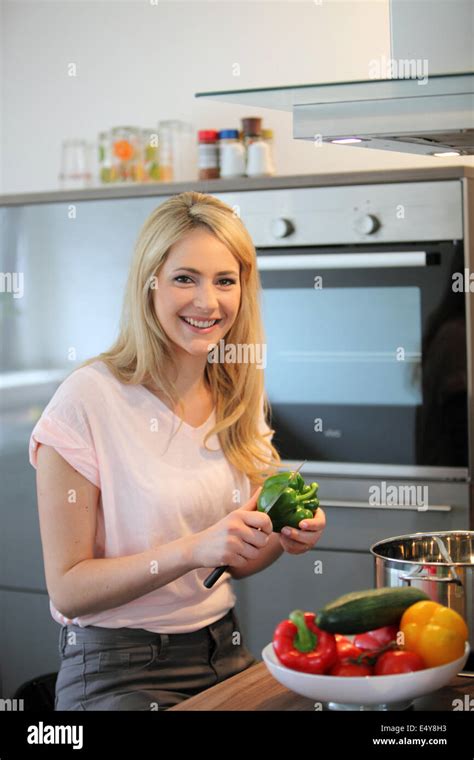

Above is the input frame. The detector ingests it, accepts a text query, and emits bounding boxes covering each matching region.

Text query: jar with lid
[141,128,160,182]
[198,130,219,180]
[241,117,262,153]
[218,130,245,178]
[110,126,143,182]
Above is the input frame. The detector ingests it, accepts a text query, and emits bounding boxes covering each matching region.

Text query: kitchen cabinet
[0,449,47,590]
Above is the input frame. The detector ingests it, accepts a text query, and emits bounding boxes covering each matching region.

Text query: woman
[29,191,326,711]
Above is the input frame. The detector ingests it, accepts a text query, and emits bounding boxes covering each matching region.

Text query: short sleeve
[29,369,101,489]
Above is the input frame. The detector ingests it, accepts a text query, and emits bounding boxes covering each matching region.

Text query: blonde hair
[77,191,281,487]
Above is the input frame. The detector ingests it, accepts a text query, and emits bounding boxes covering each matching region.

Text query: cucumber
[315,587,430,634]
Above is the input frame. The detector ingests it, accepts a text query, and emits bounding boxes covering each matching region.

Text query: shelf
[1,167,474,207]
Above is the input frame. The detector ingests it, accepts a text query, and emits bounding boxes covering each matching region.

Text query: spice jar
[241,117,262,152]
[263,128,276,175]
[218,129,245,178]
[198,130,219,180]
[246,135,274,177]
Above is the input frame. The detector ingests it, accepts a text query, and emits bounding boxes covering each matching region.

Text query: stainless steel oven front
[216,181,472,531]
[257,238,468,477]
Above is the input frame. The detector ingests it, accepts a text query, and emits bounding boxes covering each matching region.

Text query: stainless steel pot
[370,531,474,651]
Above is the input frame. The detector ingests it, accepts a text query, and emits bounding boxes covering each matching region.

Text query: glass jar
[59,139,93,189]
[262,128,276,176]
[110,126,143,182]
[157,122,174,181]
[98,130,115,183]
[198,130,219,180]
[141,128,160,182]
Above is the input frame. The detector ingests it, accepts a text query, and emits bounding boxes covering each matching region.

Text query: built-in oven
[216,180,472,484]
[257,238,468,476]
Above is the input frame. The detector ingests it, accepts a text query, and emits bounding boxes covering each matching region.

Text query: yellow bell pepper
[400,600,468,668]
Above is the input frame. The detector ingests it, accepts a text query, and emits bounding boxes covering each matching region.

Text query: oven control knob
[353,214,380,235]
[270,218,295,239]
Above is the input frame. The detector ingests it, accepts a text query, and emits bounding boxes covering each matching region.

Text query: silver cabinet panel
[0,451,46,591]
[315,504,467,553]
[232,549,374,659]
[0,590,59,698]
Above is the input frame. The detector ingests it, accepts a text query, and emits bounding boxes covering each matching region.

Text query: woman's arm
[36,444,197,619]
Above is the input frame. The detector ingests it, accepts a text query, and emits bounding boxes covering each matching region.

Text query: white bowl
[262,641,470,710]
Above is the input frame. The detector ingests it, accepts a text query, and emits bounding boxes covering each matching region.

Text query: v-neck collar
[136,384,215,432]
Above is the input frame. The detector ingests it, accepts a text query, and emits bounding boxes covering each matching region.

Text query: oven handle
[321,499,452,512]
[257,252,428,270]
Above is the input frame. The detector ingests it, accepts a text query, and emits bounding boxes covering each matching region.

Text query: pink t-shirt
[29,360,272,633]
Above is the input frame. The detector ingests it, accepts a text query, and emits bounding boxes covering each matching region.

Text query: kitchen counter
[168,661,474,711]
[1,165,474,206]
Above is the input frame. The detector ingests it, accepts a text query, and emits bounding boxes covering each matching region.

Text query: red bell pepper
[273,610,337,674]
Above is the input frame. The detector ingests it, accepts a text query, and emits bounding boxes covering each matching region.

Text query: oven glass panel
[262,286,422,406]
[258,242,468,469]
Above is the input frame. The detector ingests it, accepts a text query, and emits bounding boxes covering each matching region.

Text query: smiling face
[152,226,241,358]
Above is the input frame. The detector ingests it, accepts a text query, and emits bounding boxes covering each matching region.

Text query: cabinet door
[232,549,374,659]
[0,451,47,591]
[0,590,59,698]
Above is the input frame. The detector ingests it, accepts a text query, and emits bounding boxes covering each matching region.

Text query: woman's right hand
[190,487,273,569]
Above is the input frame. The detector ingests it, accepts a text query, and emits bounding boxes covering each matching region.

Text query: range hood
[195,0,474,156]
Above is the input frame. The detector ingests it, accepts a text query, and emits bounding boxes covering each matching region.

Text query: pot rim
[369,530,474,566]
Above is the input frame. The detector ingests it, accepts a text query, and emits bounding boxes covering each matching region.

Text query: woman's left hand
[278,507,326,555]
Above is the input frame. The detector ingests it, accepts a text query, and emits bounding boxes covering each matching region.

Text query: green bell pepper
[257,471,319,533]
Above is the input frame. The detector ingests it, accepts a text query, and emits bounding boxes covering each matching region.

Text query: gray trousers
[54,608,258,711]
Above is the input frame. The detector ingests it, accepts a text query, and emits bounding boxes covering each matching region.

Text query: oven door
[257,240,468,478]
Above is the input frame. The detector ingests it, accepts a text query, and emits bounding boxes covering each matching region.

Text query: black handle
[203,565,228,589]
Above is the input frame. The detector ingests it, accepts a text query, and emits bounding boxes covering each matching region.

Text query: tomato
[354,625,399,651]
[330,658,373,677]
[374,650,425,675]
[334,633,363,661]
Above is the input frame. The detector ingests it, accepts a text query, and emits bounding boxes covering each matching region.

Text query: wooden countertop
[168,661,474,711]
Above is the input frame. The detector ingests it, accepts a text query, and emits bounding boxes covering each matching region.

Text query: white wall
[1,0,472,194]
